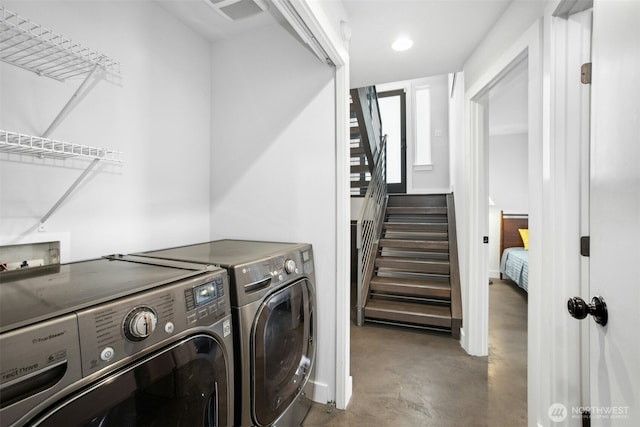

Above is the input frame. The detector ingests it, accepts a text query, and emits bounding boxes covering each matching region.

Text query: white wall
[448,70,468,345]
[486,62,529,277]
[455,0,544,357]
[0,1,212,261]
[488,132,528,277]
[464,0,545,92]
[376,73,450,194]
[209,24,336,403]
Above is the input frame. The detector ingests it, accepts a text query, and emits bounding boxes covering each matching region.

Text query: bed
[499,211,529,292]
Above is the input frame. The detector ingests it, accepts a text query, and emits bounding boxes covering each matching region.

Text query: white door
[587,0,640,424]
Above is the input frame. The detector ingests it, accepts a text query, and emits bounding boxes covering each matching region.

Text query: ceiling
[343,0,513,87]
[157,0,514,87]
[155,0,283,42]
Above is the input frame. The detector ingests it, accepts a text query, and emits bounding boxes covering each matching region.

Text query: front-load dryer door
[29,334,230,427]
[252,278,315,426]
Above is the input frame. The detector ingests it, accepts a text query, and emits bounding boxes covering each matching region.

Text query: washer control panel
[230,245,314,307]
[123,306,158,341]
[77,268,230,377]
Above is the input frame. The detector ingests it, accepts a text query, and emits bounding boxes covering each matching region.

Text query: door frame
[465,3,597,424]
[377,89,407,194]
[272,0,352,410]
[463,18,542,357]
[463,17,545,426]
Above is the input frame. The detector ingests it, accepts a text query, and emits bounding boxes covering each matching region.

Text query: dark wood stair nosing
[375,257,450,275]
[378,238,449,250]
[364,299,452,328]
[369,276,451,300]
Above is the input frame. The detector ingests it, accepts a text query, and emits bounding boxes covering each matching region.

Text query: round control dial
[284,259,296,274]
[124,307,158,341]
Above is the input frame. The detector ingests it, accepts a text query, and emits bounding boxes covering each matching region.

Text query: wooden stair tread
[351,164,370,173]
[364,299,452,328]
[375,257,450,274]
[386,206,448,215]
[370,276,451,299]
[383,222,448,233]
[351,180,371,188]
[379,238,449,250]
[386,194,448,208]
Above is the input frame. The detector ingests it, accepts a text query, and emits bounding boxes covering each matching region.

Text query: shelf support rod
[42,62,102,138]
[40,157,101,225]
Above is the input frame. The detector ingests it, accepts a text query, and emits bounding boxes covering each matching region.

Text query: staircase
[350,106,370,196]
[350,87,380,196]
[362,193,462,338]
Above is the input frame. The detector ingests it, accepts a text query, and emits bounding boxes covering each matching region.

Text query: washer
[0,255,234,427]
[137,240,317,427]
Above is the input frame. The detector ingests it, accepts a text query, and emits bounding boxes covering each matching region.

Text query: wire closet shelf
[0,130,123,162]
[0,7,120,81]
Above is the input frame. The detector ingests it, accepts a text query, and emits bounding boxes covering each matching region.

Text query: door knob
[567,296,608,326]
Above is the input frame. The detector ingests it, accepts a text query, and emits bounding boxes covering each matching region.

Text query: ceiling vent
[204,0,268,21]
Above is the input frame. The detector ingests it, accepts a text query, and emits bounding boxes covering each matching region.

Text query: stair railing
[356,136,387,326]
[350,86,382,172]
[446,193,463,338]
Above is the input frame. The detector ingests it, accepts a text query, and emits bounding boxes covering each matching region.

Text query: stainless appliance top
[136,240,314,307]
[137,239,309,267]
[0,256,217,333]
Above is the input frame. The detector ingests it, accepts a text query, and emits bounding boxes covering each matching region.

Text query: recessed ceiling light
[392,37,413,52]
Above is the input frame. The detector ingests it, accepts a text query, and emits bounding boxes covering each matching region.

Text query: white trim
[464,18,541,353]
[489,123,528,135]
[464,19,543,427]
[284,0,352,410]
[413,164,433,171]
[407,187,452,196]
[333,62,353,410]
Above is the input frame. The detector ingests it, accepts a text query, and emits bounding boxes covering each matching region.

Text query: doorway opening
[377,89,407,194]
[484,58,529,423]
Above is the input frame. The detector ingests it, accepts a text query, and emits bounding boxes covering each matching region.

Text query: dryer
[137,240,317,427]
[0,255,234,427]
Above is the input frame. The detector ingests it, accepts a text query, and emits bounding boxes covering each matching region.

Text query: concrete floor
[303,279,528,426]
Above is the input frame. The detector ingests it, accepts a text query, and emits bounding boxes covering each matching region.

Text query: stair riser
[379,251,449,262]
[386,194,447,208]
[383,223,448,232]
[370,283,451,299]
[379,239,449,251]
[364,307,452,328]
[386,207,448,215]
[382,231,449,237]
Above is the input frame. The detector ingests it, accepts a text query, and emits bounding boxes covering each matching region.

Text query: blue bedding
[500,247,528,292]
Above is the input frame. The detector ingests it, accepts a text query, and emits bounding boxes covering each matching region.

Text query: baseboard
[309,379,330,404]
[406,188,452,195]
[489,270,501,279]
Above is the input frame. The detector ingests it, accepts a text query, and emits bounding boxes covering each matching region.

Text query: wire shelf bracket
[1,7,121,138]
[0,7,123,229]
[0,7,120,81]
[0,130,124,229]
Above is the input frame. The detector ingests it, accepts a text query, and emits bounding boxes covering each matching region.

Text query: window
[414,86,432,166]
[377,89,407,193]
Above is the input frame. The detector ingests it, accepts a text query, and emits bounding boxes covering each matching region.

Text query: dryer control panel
[229,244,314,307]
[77,269,231,378]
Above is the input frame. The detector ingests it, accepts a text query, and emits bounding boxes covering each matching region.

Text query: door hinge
[581,62,592,84]
[581,236,590,257]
